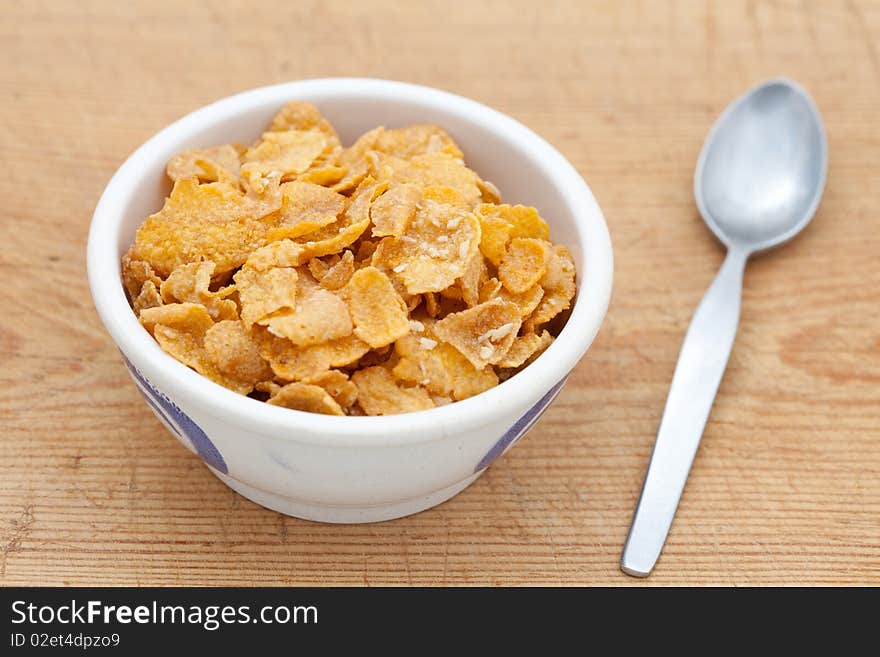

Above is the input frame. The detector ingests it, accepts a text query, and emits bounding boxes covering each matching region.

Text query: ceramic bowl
[87,78,613,523]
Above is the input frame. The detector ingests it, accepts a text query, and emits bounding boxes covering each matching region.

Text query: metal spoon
[620,78,828,577]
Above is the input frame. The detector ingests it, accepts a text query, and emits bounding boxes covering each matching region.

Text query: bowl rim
[87,77,613,447]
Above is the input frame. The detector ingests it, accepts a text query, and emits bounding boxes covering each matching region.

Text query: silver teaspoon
[620,78,828,577]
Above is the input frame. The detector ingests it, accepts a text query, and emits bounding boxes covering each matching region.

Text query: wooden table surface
[1,0,878,586]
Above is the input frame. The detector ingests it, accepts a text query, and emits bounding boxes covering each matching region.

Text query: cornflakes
[477,203,550,267]
[498,238,550,294]
[458,249,487,307]
[241,130,328,184]
[371,125,464,160]
[246,177,383,271]
[133,280,162,314]
[265,181,346,241]
[477,178,501,204]
[351,366,434,415]
[370,183,420,237]
[524,245,576,331]
[372,202,480,294]
[316,250,355,290]
[368,152,481,209]
[124,102,577,415]
[333,125,463,194]
[141,304,265,395]
[501,284,545,318]
[392,334,498,401]
[133,178,274,277]
[268,101,339,144]
[304,369,358,410]
[263,286,352,347]
[265,381,345,416]
[256,329,369,382]
[121,250,161,300]
[233,266,298,327]
[433,298,522,369]
[160,261,238,321]
[166,145,241,184]
[203,320,273,391]
[496,330,553,369]
[345,266,409,348]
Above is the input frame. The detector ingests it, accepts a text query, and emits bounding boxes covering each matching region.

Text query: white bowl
[87,78,613,523]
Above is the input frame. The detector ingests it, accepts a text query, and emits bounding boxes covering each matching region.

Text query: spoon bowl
[695,78,828,252]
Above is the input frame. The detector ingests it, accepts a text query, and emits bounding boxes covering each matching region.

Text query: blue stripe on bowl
[121,352,228,474]
[474,377,567,473]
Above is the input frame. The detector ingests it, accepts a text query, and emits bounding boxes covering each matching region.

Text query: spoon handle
[621,248,748,577]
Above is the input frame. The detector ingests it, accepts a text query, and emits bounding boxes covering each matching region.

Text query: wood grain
[1,0,878,586]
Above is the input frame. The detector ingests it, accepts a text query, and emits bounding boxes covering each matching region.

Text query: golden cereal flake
[233,266,298,327]
[432,298,521,369]
[121,249,162,300]
[330,128,382,194]
[498,284,545,318]
[457,249,487,307]
[525,244,576,330]
[391,334,453,396]
[268,101,340,145]
[297,165,347,186]
[248,178,386,269]
[133,280,162,314]
[476,203,551,267]
[477,178,501,203]
[354,238,378,265]
[440,284,462,301]
[241,130,329,183]
[265,181,346,241]
[496,330,553,369]
[266,381,345,415]
[304,369,358,410]
[151,322,211,379]
[244,239,307,270]
[160,261,238,321]
[139,302,213,335]
[491,203,551,240]
[140,304,262,394]
[244,196,372,269]
[372,202,481,295]
[423,291,440,318]
[371,125,464,160]
[351,366,434,416]
[300,217,370,261]
[331,125,464,194]
[261,286,352,347]
[421,185,472,207]
[306,254,333,281]
[478,277,503,302]
[345,266,410,348]
[370,183,420,237]
[498,238,551,294]
[368,152,481,209]
[255,328,370,382]
[203,320,273,392]
[133,178,272,277]
[315,250,355,290]
[405,293,422,313]
[342,177,389,228]
[393,334,497,401]
[476,213,512,267]
[166,144,241,184]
